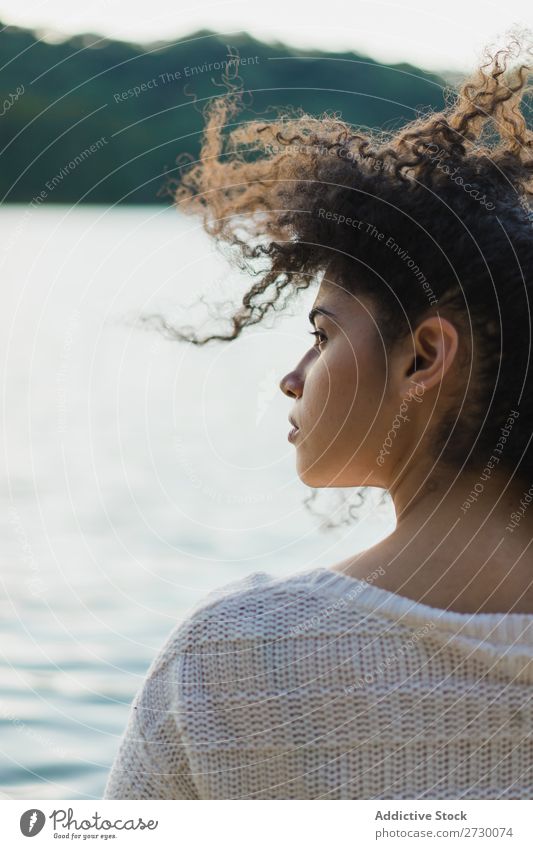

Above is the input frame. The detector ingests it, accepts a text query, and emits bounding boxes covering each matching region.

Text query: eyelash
[308,329,327,347]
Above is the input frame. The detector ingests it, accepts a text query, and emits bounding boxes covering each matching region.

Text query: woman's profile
[105,37,533,799]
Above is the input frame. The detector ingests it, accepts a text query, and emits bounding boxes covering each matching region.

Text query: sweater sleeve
[103,630,199,799]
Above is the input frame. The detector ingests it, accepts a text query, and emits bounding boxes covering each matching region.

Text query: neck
[390,460,530,528]
[371,464,533,613]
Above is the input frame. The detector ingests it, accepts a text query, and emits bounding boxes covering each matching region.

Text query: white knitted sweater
[104,567,533,799]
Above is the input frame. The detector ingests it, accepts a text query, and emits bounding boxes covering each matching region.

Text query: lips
[288,414,300,443]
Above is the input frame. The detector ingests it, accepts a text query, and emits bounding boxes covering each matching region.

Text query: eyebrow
[308,306,338,325]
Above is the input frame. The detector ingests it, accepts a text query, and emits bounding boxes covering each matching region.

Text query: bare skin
[279,275,533,614]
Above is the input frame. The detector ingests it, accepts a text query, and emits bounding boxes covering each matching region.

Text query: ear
[404,315,459,392]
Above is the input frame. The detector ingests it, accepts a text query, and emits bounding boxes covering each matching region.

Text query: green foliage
[0,23,448,204]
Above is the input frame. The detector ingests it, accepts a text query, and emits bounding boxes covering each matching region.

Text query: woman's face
[279,278,409,488]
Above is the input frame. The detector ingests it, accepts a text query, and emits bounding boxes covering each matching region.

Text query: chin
[296,461,324,487]
[297,456,375,488]
[297,473,323,488]
[296,459,340,487]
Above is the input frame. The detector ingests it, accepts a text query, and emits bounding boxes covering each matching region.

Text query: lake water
[0,205,394,799]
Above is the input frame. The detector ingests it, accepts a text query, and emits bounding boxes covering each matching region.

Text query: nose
[279,368,302,399]
[279,349,314,398]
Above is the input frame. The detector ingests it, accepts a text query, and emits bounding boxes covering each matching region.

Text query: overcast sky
[0,0,531,72]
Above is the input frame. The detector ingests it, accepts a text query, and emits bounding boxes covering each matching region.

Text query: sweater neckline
[301,566,533,647]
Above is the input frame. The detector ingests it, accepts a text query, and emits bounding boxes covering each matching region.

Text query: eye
[308,329,327,349]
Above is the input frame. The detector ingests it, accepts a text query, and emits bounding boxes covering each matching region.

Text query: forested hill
[0,23,449,204]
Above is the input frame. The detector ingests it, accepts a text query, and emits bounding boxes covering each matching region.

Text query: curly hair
[148,35,533,488]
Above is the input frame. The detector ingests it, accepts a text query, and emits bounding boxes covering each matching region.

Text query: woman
[105,39,533,799]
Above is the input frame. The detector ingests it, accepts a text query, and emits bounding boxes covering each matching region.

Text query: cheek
[311,345,387,443]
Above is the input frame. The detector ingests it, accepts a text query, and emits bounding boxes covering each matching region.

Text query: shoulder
[125,573,284,736]
[151,567,334,664]
[136,565,399,702]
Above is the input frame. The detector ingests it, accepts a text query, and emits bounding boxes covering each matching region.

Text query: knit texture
[104,567,533,799]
